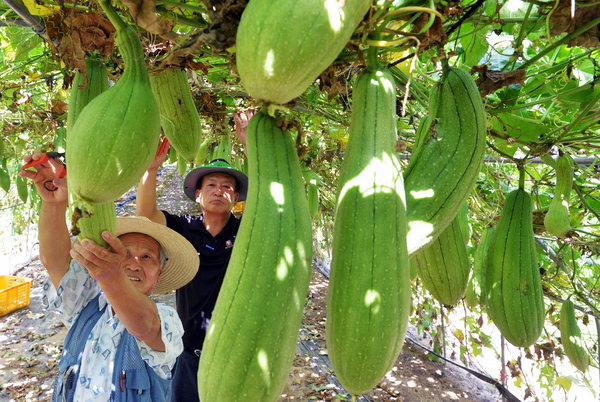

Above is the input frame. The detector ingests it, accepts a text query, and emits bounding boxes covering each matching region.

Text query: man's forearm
[136,167,165,224]
[39,201,71,288]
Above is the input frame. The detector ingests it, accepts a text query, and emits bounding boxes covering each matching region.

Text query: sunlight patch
[364,289,381,314]
[264,49,275,78]
[270,182,285,207]
[324,0,344,32]
[409,188,434,199]
[276,259,288,281]
[407,220,434,253]
[257,349,271,386]
[338,154,403,202]
[373,70,395,93]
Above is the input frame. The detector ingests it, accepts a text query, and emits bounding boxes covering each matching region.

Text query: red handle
[156,137,169,156]
[21,154,66,178]
[21,154,50,170]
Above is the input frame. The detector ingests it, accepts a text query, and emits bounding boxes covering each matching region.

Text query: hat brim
[183,167,248,201]
[115,217,199,294]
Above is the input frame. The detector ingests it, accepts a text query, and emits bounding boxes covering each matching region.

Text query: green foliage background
[0,0,598,399]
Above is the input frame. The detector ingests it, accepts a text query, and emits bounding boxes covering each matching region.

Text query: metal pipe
[3,0,47,39]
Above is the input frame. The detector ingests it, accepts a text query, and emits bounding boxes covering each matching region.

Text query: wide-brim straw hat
[115,217,199,294]
[183,159,248,202]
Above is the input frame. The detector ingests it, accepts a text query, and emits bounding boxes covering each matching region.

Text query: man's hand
[233,109,255,147]
[147,137,170,172]
[19,152,67,204]
[70,232,127,284]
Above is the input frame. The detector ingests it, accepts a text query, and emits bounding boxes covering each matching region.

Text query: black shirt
[163,211,241,351]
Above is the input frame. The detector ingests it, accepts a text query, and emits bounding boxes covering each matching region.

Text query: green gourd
[326,62,411,395]
[302,168,320,220]
[236,0,371,104]
[67,0,160,206]
[544,153,574,237]
[403,67,486,255]
[411,205,470,307]
[560,299,590,372]
[487,189,545,347]
[150,68,202,162]
[66,0,159,245]
[198,111,313,401]
[66,56,109,135]
[465,226,494,309]
[194,138,211,166]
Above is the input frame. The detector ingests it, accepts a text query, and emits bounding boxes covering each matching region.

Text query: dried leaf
[472,65,526,96]
[120,0,177,41]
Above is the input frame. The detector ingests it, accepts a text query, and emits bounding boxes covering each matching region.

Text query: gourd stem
[518,166,525,190]
[366,25,382,71]
[98,0,127,31]
[367,46,379,71]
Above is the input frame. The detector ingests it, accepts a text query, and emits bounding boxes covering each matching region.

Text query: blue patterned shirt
[43,260,184,401]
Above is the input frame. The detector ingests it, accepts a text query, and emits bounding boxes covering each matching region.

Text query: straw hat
[115,217,199,294]
[183,159,248,201]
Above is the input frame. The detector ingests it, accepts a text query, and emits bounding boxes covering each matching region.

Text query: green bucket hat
[183,159,248,201]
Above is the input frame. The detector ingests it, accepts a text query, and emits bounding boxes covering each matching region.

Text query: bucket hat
[115,216,199,294]
[183,159,248,201]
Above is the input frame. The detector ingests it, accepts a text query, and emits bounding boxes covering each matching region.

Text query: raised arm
[233,109,255,147]
[70,232,165,351]
[19,153,70,288]
[136,141,168,225]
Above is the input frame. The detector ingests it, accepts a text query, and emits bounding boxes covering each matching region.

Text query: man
[137,143,249,401]
[20,153,199,401]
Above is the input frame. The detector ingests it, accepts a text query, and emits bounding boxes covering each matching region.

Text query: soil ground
[0,167,504,401]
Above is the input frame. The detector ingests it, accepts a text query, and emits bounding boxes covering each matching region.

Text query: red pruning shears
[20,152,66,191]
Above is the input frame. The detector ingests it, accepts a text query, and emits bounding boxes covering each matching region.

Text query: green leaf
[490,112,550,143]
[53,126,67,152]
[460,23,489,67]
[583,195,600,214]
[16,175,28,203]
[556,375,572,391]
[0,166,10,192]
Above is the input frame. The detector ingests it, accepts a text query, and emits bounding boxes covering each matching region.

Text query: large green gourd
[66,57,109,135]
[66,0,160,207]
[544,153,574,237]
[411,205,470,307]
[236,0,371,104]
[560,299,590,372]
[487,189,545,347]
[326,64,411,395]
[198,111,313,401]
[150,68,202,162]
[404,67,486,254]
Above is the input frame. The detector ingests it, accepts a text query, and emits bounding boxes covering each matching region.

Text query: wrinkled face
[195,172,239,215]
[119,233,162,296]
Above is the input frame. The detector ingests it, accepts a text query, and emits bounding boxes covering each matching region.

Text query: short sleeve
[42,259,101,329]
[135,303,184,380]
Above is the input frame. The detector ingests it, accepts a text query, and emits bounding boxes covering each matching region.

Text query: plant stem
[518,166,526,190]
[97,0,127,31]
